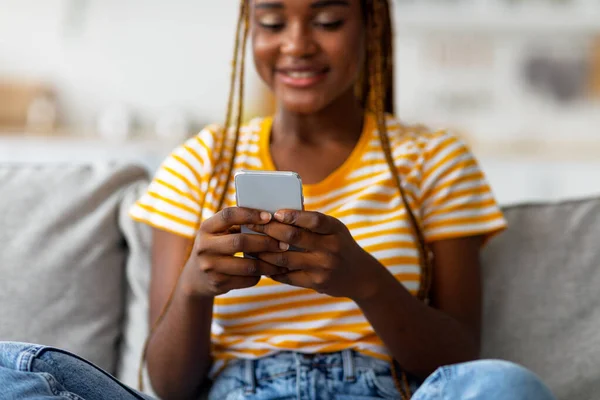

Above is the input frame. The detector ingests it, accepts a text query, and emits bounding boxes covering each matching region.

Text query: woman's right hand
[180,207,286,298]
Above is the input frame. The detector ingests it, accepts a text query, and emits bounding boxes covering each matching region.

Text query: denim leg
[412,359,556,400]
[0,342,153,400]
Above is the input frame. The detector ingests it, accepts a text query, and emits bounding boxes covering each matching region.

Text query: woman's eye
[315,20,344,30]
[258,21,285,31]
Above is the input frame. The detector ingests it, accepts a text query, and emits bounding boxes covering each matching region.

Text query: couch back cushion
[0,163,147,374]
[115,179,156,395]
[481,196,600,400]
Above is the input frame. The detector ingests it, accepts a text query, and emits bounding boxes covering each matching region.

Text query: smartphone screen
[234,170,304,215]
[234,170,304,256]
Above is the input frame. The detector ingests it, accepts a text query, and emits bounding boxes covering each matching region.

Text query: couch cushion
[481,196,600,400]
[0,163,147,374]
[115,180,156,396]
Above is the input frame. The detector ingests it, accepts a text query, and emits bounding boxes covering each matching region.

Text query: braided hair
[139,2,433,398]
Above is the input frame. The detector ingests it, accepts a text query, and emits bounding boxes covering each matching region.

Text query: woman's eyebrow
[254,0,350,10]
[311,0,350,9]
[254,2,284,10]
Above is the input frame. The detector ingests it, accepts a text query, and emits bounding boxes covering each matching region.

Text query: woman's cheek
[322,32,363,82]
[252,36,277,88]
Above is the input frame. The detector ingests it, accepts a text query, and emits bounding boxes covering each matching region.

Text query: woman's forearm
[146,286,214,400]
[355,264,479,379]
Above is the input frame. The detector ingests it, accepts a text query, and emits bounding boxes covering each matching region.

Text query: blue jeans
[0,342,556,400]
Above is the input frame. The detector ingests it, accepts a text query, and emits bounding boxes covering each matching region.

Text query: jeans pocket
[366,369,402,399]
[207,374,246,400]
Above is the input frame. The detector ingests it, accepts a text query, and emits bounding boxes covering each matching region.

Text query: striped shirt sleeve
[129,127,217,238]
[420,131,507,243]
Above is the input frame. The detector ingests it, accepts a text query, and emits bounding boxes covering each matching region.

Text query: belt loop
[342,349,356,382]
[244,359,256,394]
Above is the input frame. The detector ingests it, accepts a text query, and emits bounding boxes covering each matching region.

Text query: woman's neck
[272,90,364,146]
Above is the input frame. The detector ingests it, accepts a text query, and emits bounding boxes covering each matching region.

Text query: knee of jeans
[0,342,30,369]
[445,359,556,399]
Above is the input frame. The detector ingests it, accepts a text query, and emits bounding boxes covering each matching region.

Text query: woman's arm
[146,228,214,400]
[252,211,485,379]
[145,208,286,400]
[355,235,484,379]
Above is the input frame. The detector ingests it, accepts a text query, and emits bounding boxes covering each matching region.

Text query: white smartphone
[235,170,304,225]
[235,170,304,255]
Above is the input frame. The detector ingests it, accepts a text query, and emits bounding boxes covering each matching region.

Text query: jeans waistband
[242,350,378,394]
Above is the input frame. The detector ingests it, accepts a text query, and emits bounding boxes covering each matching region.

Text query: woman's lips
[276,69,329,88]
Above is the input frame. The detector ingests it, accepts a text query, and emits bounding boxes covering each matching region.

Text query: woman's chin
[279,97,330,115]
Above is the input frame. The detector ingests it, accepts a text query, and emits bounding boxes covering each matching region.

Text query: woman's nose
[280,22,317,58]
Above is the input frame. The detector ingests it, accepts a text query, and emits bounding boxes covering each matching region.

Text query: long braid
[223,0,247,146]
[217,0,249,212]
[367,0,432,304]
[366,0,433,398]
[136,0,248,391]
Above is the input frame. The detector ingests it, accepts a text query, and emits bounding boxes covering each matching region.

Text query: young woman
[0,1,556,399]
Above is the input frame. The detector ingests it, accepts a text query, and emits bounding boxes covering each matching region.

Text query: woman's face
[251,0,365,115]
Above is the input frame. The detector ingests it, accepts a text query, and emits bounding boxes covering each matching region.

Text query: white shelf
[393,4,600,34]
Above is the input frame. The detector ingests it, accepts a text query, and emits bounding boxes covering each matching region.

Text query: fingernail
[279,242,290,251]
[274,211,285,221]
[260,212,272,222]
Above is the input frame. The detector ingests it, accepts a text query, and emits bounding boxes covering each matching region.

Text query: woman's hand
[248,210,388,301]
[180,207,288,298]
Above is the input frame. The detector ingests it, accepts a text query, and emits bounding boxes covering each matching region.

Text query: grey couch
[0,163,598,400]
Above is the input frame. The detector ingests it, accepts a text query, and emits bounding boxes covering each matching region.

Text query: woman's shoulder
[170,117,269,163]
[383,114,472,161]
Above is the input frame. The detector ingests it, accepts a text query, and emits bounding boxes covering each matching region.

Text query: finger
[206,233,284,255]
[246,221,319,250]
[200,255,287,277]
[205,273,261,296]
[201,207,271,234]
[256,250,317,271]
[226,225,241,234]
[273,210,339,234]
[222,275,262,292]
[270,271,313,289]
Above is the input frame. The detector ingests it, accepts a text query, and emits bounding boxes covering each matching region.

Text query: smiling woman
[0,1,557,400]
[252,0,364,114]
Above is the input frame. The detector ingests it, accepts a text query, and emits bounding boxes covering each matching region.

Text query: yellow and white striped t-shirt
[130,113,506,371]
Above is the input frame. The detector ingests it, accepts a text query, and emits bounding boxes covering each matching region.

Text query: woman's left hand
[247,209,389,300]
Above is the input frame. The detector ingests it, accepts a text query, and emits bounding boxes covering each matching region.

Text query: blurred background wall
[0,0,254,134]
[1,0,599,204]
